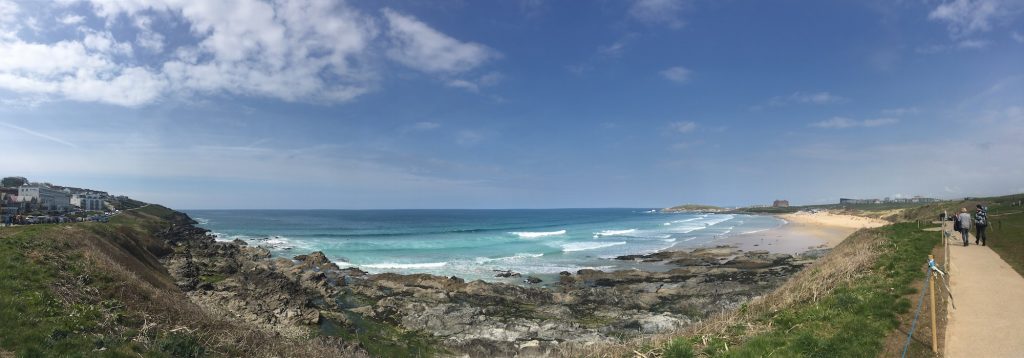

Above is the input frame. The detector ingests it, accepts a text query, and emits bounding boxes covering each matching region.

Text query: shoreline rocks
[157,216,816,357]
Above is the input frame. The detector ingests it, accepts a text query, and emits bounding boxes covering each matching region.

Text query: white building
[18,185,71,211]
[71,193,105,211]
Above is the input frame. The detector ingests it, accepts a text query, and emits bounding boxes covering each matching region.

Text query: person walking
[975,204,988,246]
[957,207,972,247]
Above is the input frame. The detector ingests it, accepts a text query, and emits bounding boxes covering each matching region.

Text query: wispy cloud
[810,117,899,129]
[754,91,847,109]
[669,121,697,133]
[660,66,691,83]
[383,8,500,74]
[455,129,485,145]
[1013,31,1024,43]
[881,107,921,116]
[58,14,84,25]
[0,121,78,148]
[927,0,1014,39]
[445,72,503,93]
[916,38,991,53]
[629,0,687,29]
[597,34,638,57]
[410,121,440,131]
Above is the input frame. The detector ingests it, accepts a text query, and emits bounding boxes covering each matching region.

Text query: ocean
[186,209,783,282]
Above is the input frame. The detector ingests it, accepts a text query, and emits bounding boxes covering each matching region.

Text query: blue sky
[1,0,1022,209]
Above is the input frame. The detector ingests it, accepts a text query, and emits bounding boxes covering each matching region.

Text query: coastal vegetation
[662,204,726,213]
[612,194,1024,358]
[0,206,356,357]
[3,194,1021,357]
[659,223,938,357]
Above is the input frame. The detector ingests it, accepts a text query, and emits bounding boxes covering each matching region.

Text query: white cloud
[445,72,503,92]
[0,1,501,107]
[0,121,78,148]
[629,0,686,29]
[456,129,484,145]
[861,117,900,127]
[758,91,847,108]
[0,0,16,24]
[881,107,921,116]
[0,36,161,106]
[660,66,691,83]
[928,0,1023,38]
[382,8,498,74]
[669,121,697,133]
[1013,31,1024,42]
[59,14,85,25]
[957,38,990,48]
[411,121,440,130]
[598,34,638,57]
[132,15,164,53]
[786,92,846,104]
[811,117,899,129]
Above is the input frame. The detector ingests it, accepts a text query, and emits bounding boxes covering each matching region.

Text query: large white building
[18,185,71,211]
[71,193,105,211]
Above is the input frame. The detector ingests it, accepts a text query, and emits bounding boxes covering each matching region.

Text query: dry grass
[557,228,887,358]
[41,222,363,357]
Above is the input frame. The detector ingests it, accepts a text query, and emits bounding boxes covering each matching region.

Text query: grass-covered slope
[618,223,939,358]
[0,205,353,357]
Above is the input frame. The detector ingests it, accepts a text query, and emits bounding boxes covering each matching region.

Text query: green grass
[985,203,1024,276]
[320,311,442,358]
[661,223,937,357]
[0,226,134,357]
[0,224,191,357]
[896,193,1024,277]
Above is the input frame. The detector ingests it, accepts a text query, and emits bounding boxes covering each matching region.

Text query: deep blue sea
[185,209,782,282]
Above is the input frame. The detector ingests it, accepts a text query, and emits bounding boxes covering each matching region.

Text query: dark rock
[493,269,521,278]
[524,276,543,284]
[232,239,248,246]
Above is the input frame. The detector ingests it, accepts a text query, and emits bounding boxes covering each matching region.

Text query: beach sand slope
[718,211,889,254]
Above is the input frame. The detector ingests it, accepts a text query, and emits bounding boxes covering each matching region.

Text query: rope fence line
[901,231,958,358]
[902,271,932,358]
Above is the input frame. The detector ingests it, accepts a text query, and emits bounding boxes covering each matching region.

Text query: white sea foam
[510,230,566,238]
[664,222,671,226]
[741,229,770,235]
[363,262,448,269]
[683,236,698,242]
[194,217,210,225]
[474,253,545,264]
[663,238,677,243]
[562,241,626,252]
[594,229,637,237]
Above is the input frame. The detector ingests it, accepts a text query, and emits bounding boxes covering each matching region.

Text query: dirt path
[944,222,1024,357]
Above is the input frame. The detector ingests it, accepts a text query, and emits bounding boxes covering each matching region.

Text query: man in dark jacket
[975,204,988,246]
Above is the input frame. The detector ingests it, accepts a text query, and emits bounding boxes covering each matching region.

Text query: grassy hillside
[664,204,726,212]
[627,222,939,357]
[896,193,1024,276]
[0,205,353,357]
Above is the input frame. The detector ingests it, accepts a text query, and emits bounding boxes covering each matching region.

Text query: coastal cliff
[0,205,817,357]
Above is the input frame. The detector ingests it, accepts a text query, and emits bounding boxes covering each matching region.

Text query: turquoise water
[186,209,782,281]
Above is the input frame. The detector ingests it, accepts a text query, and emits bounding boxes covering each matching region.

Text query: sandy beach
[717,211,890,254]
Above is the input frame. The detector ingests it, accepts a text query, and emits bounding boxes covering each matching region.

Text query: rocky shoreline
[156,214,824,356]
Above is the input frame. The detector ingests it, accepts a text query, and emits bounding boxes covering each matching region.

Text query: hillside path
[943,221,1024,357]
